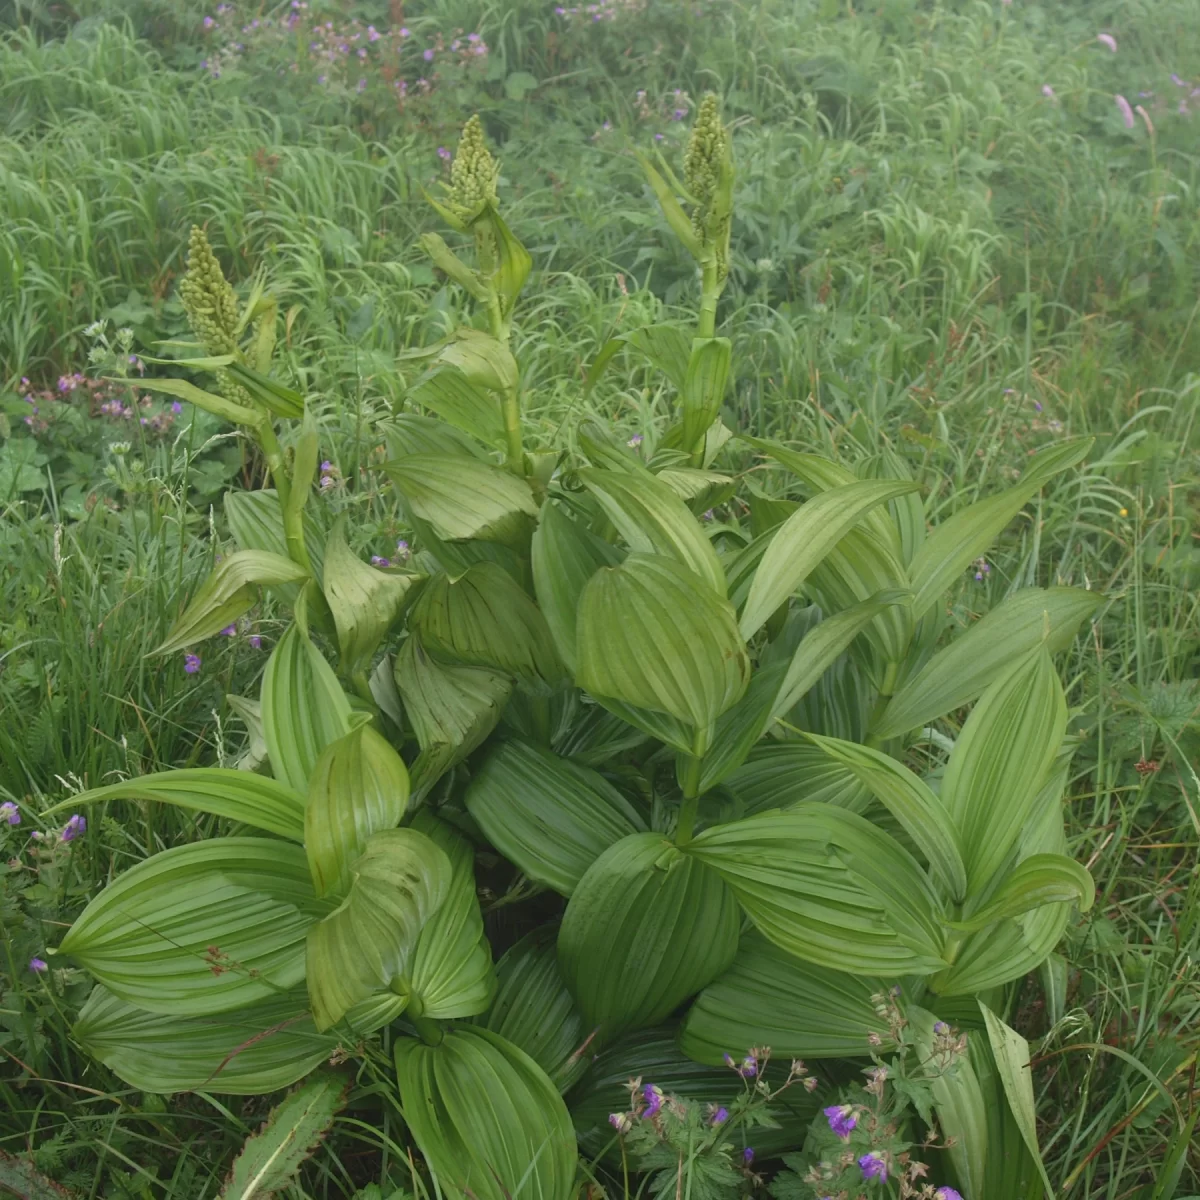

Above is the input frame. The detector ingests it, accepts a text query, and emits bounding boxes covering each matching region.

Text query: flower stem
[256,418,312,572]
[675,747,704,846]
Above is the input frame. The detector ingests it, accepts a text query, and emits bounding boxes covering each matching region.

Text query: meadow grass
[1,0,1198,1195]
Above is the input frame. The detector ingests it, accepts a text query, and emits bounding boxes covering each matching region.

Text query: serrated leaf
[579,467,726,595]
[41,768,306,842]
[558,832,740,1040]
[465,740,646,896]
[876,586,1102,737]
[402,812,496,1019]
[322,519,423,675]
[482,926,588,1092]
[260,625,354,795]
[681,337,731,453]
[686,806,947,975]
[394,635,512,798]
[946,853,1093,932]
[304,724,410,899]
[531,500,621,671]
[679,931,895,1063]
[803,734,967,901]
[395,1027,577,1200]
[305,828,450,1030]
[56,839,324,1016]
[576,554,750,749]
[739,480,916,639]
[221,1072,347,1199]
[386,453,537,547]
[409,561,564,690]
[907,437,1093,619]
[156,550,309,654]
[406,363,506,448]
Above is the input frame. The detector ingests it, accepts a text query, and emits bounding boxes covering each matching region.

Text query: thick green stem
[696,257,721,340]
[411,1015,444,1046]
[675,750,704,846]
[256,418,313,572]
[865,660,901,749]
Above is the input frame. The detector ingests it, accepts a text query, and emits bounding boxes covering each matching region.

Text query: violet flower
[643,1083,663,1117]
[1,801,19,826]
[248,635,263,650]
[184,653,202,674]
[29,957,48,973]
[935,1190,964,1200]
[219,624,237,636]
[824,1104,858,1138]
[711,1106,728,1125]
[61,814,87,842]
[858,1151,888,1182]
[742,1148,755,1165]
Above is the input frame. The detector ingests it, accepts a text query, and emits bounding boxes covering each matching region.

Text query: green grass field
[1,0,1198,1195]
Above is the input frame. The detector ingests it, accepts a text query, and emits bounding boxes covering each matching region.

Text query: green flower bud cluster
[683,93,733,281]
[179,226,240,358]
[449,114,499,221]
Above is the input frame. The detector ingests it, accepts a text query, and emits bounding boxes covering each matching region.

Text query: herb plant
[45,100,1101,1198]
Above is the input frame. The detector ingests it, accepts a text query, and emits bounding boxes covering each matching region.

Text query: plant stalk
[255,418,313,572]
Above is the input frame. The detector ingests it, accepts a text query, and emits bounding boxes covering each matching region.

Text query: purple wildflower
[1,802,19,826]
[711,1106,729,1125]
[437,146,452,161]
[171,401,183,414]
[29,957,48,973]
[320,476,334,489]
[858,1151,888,1182]
[824,1105,858,1138]
[399,26,410,36]
[672,108,687,120]
[1096,33,1117,52]
[935,1190,964,1200]
[468,32,481,43]
[356,78,367,92]
[370,555,391,568]
[61,814,86,842]
[423,48,434,62]
[367,25,379,41]
[627,433,643,446]
[643,1083,663,1117]
[1042,84,1056,100]
[396,539,410,556]
[742,1148,755,1165]
[320,460,333,472]
[203,15,215,28]
[934,1021,950,1034]
[609,1111,632,1133]
[184,653,202,674]
[1115,94,1135,128]
[219,624,237,637]
[654,132,664,142]
[248,635,263,650]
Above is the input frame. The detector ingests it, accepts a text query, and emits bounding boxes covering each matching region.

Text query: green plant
[42,100,1106,1198]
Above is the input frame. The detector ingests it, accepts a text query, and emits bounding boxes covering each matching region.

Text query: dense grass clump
[1,1,1198,1196]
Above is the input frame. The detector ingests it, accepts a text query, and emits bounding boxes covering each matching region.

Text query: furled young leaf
[156,551,309,654]
[406,363,506,449]
[636,152,703,256]
[679,931,895,1064]
[221,1072,347,1199]
[681,336,731,453]
[482,925,588,1093]
[875,586,1102,738]
[578,467,726,595]
[465,740,646,896]
[907,438,1093,620]
[260,625,354,795]
[321,519,422,675]
[418,232,490,301]
[286,409,319,528]
[396,1028,577,1200]
[686,806,947,975]
[306,828,451,1030]
[943,648,1066,895]
[738,480,917,639]
[56,839,324,1016]
[386,454,538,547]
[946,853,1094,932]
[304,724,410,899]
[531,500,622,671]
[485,206,533,316]
[225,489,325,592]
[558,833,740,1040]
[804,734,966,901]
[225,361,306,420]
[409,562,564,690]
[576,554,750,749]
[725,744,872,815]
[41,769,306,842]
[394,635,512,798]
[402,812,495,1020]
[75,986,333,1095]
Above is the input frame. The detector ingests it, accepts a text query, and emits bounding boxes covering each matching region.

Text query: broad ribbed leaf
[483,925,588,1092]
[625,323,692,391]
[687,807,947,975]
[322,519,423,675]
[569,1025,816,1161]
[306,828,451,1030]
[156,551,309,654]
[726,744,872,815]
[558,832,740,1039]
[589,695,695,755]
[225,361,306,420]
[386,454,537,547]
[579,468,726,595]
[695,660,788,793]
[395,1027,577,1200]
[907,438,1092,619]
[403,812,495,1020]
[394,635,512,797]
[385,412,486,460]
[947,854,1093,932]
[943,648,1066,895]
[804,734,966,901]
[225,489,325,593]
[876,586,1102,737]
[679,931,895,1063]
[140,376,258,425]
[438,327,519,392]
[739,480,917,639]
[466,740,646,895]
[681,337,731,453]
[576,555,750,749]
[407,364,506,449]
[57,839,324,1015]
[261,625,353,797]
[531,501,621,671]
[305,724,410,899]
[488,206,533,315]
[410,562,563,690]
[41,769,306,842]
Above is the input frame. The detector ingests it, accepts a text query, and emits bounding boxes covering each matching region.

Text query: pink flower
[1114,94,1135,128]
[1042,84,1056,100]
[1096,33,1117,52]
